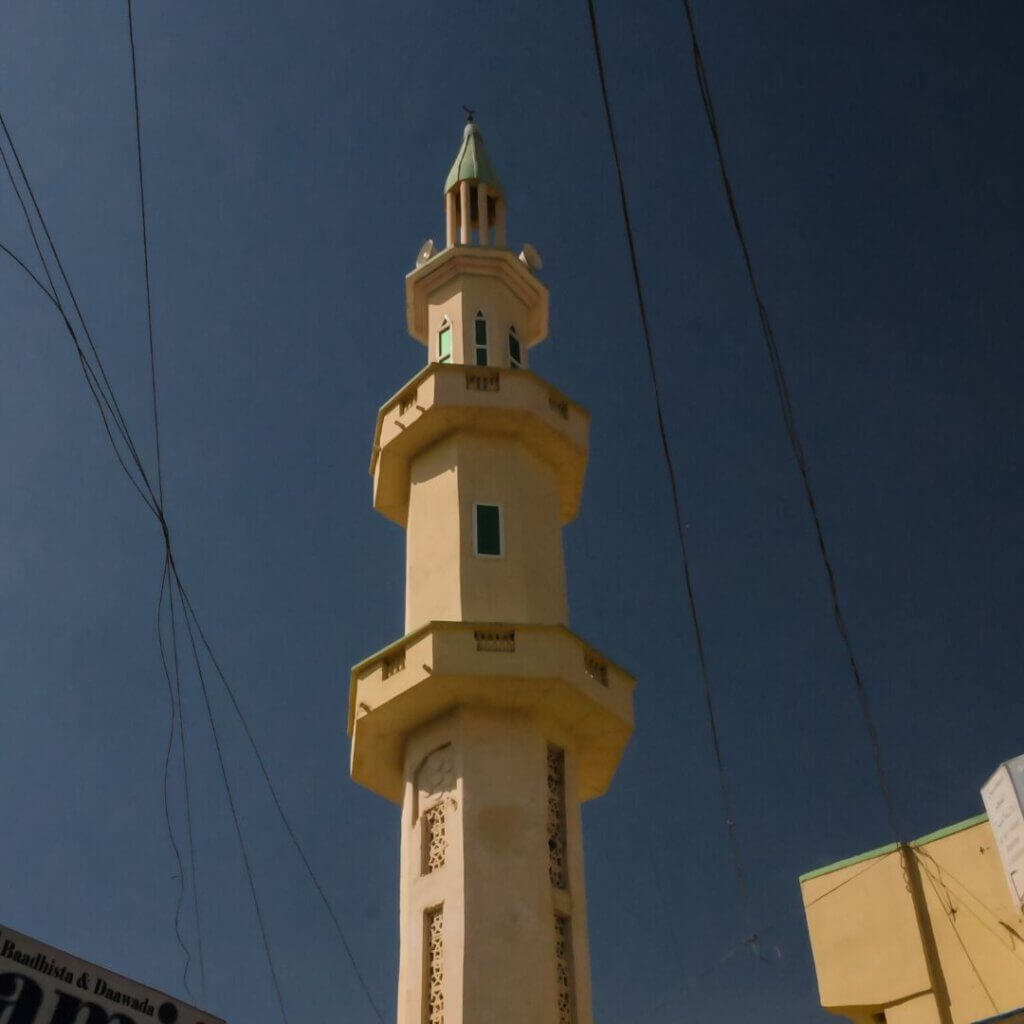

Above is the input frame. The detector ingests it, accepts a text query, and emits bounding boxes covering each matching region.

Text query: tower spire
[349,122,635,1024]
[444,118,506,248]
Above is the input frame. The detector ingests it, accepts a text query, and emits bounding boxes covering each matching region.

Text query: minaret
[349,118,635,1024]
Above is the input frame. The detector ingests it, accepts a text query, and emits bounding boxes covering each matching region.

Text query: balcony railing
[465,370,501,392]
[584,653,609,687]
[474,629,516,653]
[398,389,417,415]
[548,394,569,420]
[381,649,406,679]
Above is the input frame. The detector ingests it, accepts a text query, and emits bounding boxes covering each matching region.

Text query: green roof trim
[799,813,989,883]
[799,841,900,883]
[444,121,503,195]
[912,812,989,847]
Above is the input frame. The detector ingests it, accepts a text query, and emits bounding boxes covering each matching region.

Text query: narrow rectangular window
[547,746,567,889]
[475,315,488,366]
[554,915,576,1024]
[422,804,447,874]
[474,503,502,557]
[508,329,522,368]
[425,907,444,1024]
[438,325,452,364]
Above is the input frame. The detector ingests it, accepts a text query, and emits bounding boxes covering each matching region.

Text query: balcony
[370,363,590,527]
[348,621,635,805]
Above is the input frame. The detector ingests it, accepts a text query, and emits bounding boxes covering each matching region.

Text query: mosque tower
[348,117,636,1024]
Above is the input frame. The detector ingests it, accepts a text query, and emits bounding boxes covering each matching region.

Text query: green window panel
[508,328,522,368]
[475,314,488,366]
[475,503,502,556]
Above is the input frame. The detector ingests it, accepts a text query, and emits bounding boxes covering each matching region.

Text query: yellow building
[347,118,635,1024]
[801,814,1024,1024]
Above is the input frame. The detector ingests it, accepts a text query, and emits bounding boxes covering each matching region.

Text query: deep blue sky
[1,2,1021,1022]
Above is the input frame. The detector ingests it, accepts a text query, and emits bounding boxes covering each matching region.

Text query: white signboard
[981,754,1024,913]
[0,923,224,1024]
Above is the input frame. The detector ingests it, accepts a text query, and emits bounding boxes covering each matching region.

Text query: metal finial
[462,105,476,123]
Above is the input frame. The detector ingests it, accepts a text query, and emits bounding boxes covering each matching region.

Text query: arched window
[416,744,454,875]
[474,312,488,366]
[508,325,522,368]
[437,318,452,364]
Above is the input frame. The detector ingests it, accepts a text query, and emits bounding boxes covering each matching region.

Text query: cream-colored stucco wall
[802,847,932,1009]
[405,433,568,632]
[371,363,589,529]
[918,822,1024,1022]
[349,620,635,804]
[426,273,533,369]
[801,818,1024,1024]
[397,707,593,1024]
[406,247,549,353]
[405,435,462,624]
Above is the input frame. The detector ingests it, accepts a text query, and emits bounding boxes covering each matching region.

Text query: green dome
[443,120,503,195]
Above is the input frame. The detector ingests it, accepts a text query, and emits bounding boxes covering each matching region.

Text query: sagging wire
[585,0,754,943]
[0,98,384,1021]
[674,0,904,843]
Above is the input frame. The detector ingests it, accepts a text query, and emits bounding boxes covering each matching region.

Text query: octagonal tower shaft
[349,121,635,1024]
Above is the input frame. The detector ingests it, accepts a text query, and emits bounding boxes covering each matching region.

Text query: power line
[4,92,200,990]
[0,111,159,514]
[171,587,207,998]
[674,0,904,843]
[125,5,204,993]
[126,0,166,507]
[0,142,59,300]
[585,0,752,939]
[915,851,999,1011]
[0,130,159,517]
[914,847,1024,970]
[0,239,57,303]
[155,558,193,986]
[643,922,779,1019]
[801,850,892,909]
[0,205,283,1009]
[171,567,388,1024]
[177,580,291,1024]
[159,558,206,996]
[0,106,385,1022]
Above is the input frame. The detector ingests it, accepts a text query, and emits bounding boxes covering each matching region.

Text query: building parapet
[348,620,635,805]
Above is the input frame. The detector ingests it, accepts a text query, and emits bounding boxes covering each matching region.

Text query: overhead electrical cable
[0,104,386,1022]
[126,0,165,507]
[647,850,899,1019]
[6,81,199,987]
[914,848,1024,969]
[171,589,207,999]
[164,559,206,996]
[170,565,388,1024]
[0,132,159,517]
[673,0,904,843]
[3,130,195,989]
[585,0,753,942]
[0,118,158,513]
[177,588,292,1024]
[155,558,195,990]
[0,239,58,303]
[125,5,205,994]
[645,920,783,1017]
[0,111,158,512]
[801,852,890,909]
[915,852,999,1010]
[0,142,59,300]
